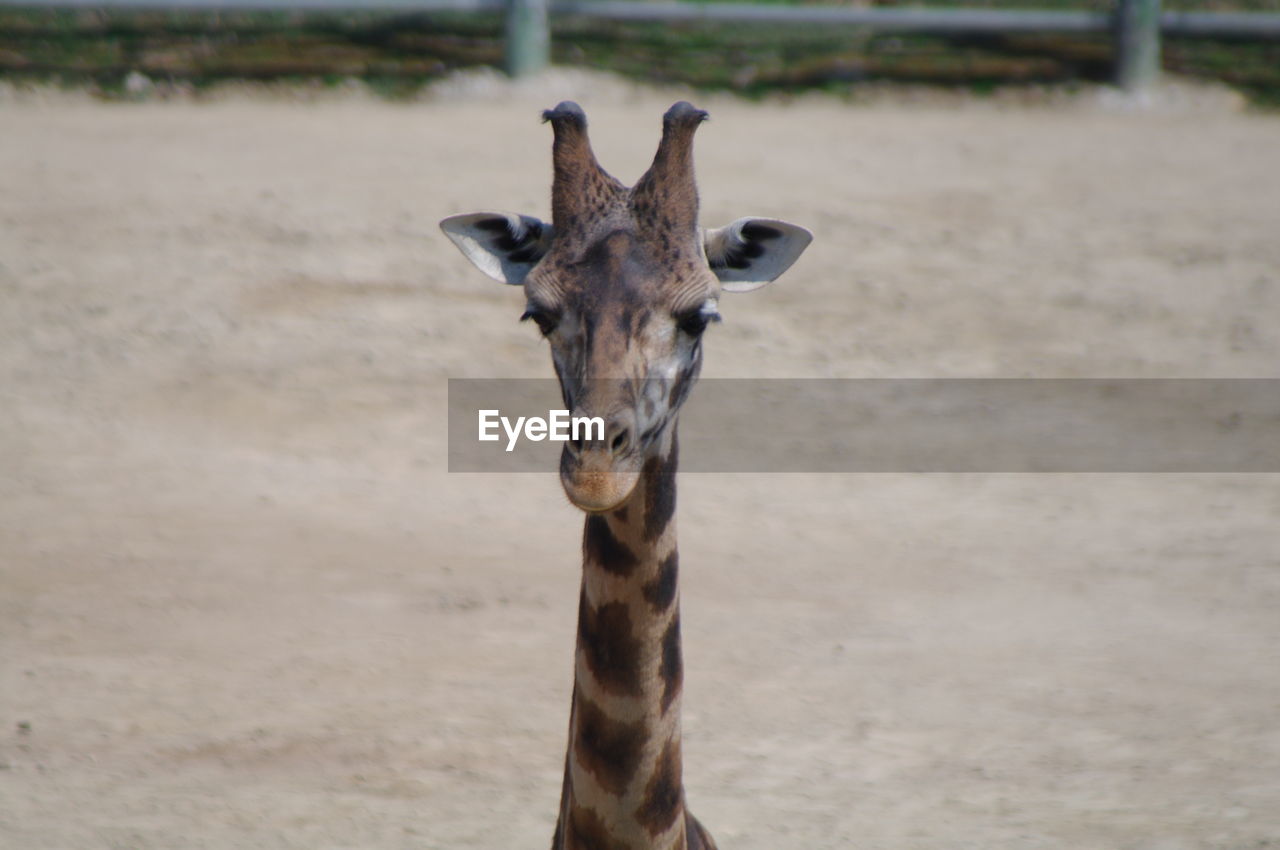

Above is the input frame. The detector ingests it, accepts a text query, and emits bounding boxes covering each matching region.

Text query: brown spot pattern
[659,616,683,714]
[572,693,647,797]
[642,442,677,542]
[584,514,638,575]
[634,738,684,837]
[642,552,679,612]
[578,594,643,697]
[667,365,693,411]
[565,803,628,850]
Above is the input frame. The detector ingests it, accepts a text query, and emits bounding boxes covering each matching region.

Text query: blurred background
[3,1,1280,849]
[0,0,1278,105]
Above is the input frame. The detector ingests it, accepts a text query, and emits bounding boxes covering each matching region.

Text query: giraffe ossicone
[442,102,811,850]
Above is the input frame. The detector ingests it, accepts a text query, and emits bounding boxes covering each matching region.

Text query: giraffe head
[443,102,811,512]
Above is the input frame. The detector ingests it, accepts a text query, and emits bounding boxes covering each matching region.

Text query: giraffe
[441,101,811,850]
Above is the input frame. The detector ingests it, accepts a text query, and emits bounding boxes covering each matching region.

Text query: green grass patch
[0,6,1277,106]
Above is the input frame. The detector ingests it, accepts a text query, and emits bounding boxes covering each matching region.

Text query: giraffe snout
[559,407,643,512]
[564,408,635,460]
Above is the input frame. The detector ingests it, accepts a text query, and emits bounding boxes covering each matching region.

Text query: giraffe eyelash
[674,307,720,337]
[521,305,560,336]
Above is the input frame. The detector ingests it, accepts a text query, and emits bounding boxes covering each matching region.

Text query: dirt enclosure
[2,77,1279,848]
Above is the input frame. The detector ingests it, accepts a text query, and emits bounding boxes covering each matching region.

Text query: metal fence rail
[2,0,1279,90]
[554,5,1111,31]
[1162,10,1280,37]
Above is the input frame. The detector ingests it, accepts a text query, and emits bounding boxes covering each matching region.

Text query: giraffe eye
[675,308,719,337]
[521,306,559,337]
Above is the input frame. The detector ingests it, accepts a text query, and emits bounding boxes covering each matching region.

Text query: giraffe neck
[554,432,708,850]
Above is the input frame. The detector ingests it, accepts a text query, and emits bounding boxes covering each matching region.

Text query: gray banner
[448,379,1280,472]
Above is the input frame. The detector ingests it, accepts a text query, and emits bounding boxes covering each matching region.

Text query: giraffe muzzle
[558,408,643,512]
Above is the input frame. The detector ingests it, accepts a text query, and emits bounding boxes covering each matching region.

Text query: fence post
[506,0,549,78]
[1114,0,1161,91]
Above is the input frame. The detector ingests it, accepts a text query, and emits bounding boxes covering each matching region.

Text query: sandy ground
[2,77,1279,849]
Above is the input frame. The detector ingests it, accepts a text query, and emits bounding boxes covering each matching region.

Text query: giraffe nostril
[610,428,630,455]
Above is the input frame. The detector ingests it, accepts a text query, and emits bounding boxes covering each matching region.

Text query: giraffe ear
[704,218,813,292]
[440,212,554,285]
